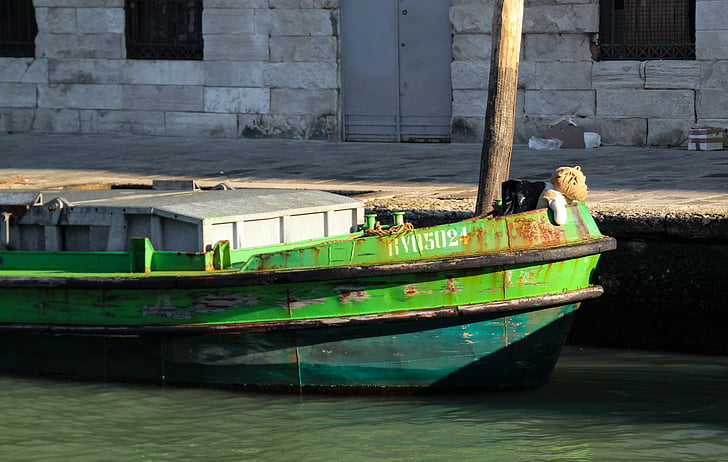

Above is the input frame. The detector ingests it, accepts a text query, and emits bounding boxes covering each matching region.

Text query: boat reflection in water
[1,347,726,461]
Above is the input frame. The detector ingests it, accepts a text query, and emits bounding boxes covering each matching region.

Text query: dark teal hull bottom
[0,305,578,392]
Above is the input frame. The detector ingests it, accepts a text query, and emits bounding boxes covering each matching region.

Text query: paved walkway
[1,133,727,215]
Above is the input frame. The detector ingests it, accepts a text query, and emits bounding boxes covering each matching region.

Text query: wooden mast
[474,0,525,216]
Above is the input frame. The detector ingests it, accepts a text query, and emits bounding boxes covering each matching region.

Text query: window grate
[125,0,203,60]
[0,0,37,57]
[598,0,695,60]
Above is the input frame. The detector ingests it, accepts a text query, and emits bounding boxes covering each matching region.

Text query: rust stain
[441,278,462,294]
[337,287,371,304]
[256,253,281,270]
[509,216,565,247]
[402,285,434,297]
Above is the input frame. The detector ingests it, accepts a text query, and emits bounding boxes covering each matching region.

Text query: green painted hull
[0,304,577,390]
[0,203,615,391]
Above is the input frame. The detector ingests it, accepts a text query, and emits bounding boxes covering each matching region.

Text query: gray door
[341,0,452,142]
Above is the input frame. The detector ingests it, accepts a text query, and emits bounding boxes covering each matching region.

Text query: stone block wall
[2,0,728,145]
[0,0,340,140]
[451,0,728,146]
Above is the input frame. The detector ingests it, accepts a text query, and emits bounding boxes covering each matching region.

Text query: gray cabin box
[0,188,364,252]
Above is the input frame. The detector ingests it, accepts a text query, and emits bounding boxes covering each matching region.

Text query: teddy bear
[536,166,588,225]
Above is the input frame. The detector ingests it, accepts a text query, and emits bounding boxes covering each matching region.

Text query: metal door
[341,0,452,142]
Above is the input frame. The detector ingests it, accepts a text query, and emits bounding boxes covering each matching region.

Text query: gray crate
[0,188,363,252]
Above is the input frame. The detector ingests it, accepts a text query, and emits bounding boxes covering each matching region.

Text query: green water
[1,347,726,462]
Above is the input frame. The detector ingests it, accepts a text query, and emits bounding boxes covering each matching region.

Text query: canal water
[1,346,727,462]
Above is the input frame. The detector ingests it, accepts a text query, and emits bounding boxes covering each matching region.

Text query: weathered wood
[475,0,525,216]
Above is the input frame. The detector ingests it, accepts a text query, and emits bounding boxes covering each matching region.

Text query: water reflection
[1,347,726,462]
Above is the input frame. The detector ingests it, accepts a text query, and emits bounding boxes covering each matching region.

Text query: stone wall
[451,0,728,146]
[1,0,727,145]
[0,0,340,139]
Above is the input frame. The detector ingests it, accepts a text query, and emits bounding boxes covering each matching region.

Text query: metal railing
[598,0,695,60]
[0,0,37,57]
[125,0,203,60]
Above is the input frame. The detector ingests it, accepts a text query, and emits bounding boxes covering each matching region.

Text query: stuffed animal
[536,166,588,225]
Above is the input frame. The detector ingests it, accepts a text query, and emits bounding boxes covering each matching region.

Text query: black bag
[500,180,546,215]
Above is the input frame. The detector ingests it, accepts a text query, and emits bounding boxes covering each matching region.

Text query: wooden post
[474,0,525,216]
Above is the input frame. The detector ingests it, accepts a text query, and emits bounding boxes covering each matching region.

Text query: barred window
[125,0,203,60]
[0,0,38,57]
[598,0,695,60]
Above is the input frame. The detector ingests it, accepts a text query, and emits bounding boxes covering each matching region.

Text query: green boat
[0,186,614,391]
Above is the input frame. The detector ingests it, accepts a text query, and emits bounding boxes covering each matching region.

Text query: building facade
[0,0,724,146]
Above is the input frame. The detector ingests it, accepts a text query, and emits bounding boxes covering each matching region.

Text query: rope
[363,221,415,237]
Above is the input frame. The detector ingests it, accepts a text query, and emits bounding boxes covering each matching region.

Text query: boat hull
[0,304,578,391]
[0,203,615,391]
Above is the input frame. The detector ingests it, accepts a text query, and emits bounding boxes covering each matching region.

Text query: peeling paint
[337,287,371,304]
[142,295,192,319]
[143,293,241,319]
[288,296,328,310]
[190,292,260,311]
[516,270,543,285]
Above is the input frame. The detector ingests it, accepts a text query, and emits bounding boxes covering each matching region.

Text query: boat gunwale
[0,286,603,336]
[0,237,616,289]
